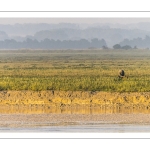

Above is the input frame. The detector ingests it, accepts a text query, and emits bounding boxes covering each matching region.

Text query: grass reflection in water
[0,105,150,114]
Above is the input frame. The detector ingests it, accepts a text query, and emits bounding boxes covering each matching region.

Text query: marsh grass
[0,49,150,92]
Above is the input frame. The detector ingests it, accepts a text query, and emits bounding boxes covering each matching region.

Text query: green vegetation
[0,49,150,92]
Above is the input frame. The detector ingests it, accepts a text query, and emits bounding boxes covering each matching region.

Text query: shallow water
[0,105,150,114]
[1,123,150,133]
[1,105,150,133]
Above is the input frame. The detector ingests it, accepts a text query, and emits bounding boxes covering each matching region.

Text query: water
[0,105,150,114]
[0,105,150,133]
[1,123,150,133]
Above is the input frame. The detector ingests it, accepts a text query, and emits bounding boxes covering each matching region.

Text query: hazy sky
[1,18,150,25]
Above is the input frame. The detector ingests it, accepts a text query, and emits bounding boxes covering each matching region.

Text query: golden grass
[0,49,150,92]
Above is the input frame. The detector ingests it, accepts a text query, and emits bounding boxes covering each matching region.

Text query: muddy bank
[0,114,150,125]
[1,114,150,132]
[0,91,150,107]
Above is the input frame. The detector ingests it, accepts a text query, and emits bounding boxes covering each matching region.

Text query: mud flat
[0,91,150,107]
[0,113,150,128]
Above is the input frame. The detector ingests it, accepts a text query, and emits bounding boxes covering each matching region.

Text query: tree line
[0,38,107,49]
[119,35,150,49]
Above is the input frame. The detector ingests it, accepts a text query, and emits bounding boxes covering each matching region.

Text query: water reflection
[0,105,150,114]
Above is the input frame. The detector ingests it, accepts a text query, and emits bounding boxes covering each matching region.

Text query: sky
[1,18,150,25]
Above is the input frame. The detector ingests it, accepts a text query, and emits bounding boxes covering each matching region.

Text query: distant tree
[90,38,107,48]
[91,38,100,48]
[113,44,121,49]
[122,45,132,50]
[102,45,108,49]
[134,46,137,49]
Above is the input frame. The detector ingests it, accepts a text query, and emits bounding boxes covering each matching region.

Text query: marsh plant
[0,49,150,92]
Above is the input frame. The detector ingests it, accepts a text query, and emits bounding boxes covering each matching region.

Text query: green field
[0,49,150,92]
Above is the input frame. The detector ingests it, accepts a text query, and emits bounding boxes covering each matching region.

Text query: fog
[0,18,150,48]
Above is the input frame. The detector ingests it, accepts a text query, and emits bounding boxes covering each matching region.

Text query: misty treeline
[2,36,150,50]
[119,35,150,48]
[0,38,107,49]
[1,23,150,49]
